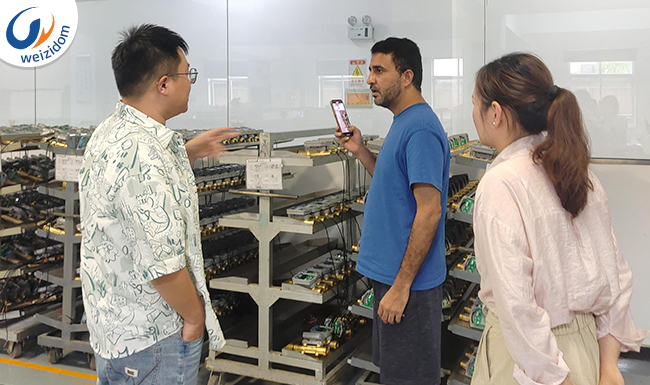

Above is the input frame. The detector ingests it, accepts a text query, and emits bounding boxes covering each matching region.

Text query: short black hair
[111,24,189,98]
[371,37,423,92]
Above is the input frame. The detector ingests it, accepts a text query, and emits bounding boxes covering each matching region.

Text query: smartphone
[330,99,353,136]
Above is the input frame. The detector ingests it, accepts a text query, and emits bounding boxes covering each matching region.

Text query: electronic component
[448,174,479,212]
[357,288,374,309]
[286,190,363,223]
[292,269,322,288]
[199,197,256,236]
[448,134,469,149]
[459,345,478,378]
[469,143,498,160]
[288,253,354,293]
[301,138,342,154]
[202,230,259,278]
[469,298,488,329]
[456,253,477,273]
[284,343,330,357]
[211,294,238,317]
[459,297,488,330]
[195,164,246,193]
[178,127,262,146]
[456,194,475,214]
[0,273,62,316]
[285,313,366,358]
[444,220,472,255]
[43,125,95,149]
[1,155,55,185]
[302,325,333,343]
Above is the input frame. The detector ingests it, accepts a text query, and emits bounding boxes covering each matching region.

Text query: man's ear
[156,76,170,95]
[402,69,414,89]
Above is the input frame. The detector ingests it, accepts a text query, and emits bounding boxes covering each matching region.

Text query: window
[318,75,361,107]
[432,58,464,130]
[208,77,249,107]
[569,61,634,123]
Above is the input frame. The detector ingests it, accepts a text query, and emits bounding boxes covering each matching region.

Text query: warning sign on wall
[349,59,366,85]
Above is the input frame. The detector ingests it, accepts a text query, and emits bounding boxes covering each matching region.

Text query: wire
[319,221,335,261]
[334,152,350,254]
[331,216,347,254]
[350,213,362,238]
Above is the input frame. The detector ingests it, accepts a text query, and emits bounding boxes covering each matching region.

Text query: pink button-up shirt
[474,134,647,385]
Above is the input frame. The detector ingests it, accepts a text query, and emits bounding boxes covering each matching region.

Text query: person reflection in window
[599,95,627,157]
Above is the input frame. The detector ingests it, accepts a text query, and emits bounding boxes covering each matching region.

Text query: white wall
[591,162,650,346]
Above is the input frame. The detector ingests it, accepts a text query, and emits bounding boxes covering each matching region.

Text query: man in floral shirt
[79,24,237,385]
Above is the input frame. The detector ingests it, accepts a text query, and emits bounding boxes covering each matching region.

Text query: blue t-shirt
[356,103,449,290]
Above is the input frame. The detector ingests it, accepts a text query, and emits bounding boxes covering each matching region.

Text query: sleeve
[594,225,648,352]
[405,130,444,193]
[474,178,570,385]
[114,148,187,283]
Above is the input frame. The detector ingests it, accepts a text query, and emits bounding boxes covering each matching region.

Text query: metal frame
[34,177,93,360]
[0,140,72,357]
[590,157,650,165]
[206,129,365,384]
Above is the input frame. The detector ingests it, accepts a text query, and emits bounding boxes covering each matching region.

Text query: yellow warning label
[352,65,363,77]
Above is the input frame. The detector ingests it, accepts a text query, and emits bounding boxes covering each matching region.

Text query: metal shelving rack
[32,145,94,368]
[341,144,491,385]
[205,129,366,385]
[0,133,63,358]
[445,153,489,385]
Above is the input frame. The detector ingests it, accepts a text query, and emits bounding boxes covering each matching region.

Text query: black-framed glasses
[166,67,198,84]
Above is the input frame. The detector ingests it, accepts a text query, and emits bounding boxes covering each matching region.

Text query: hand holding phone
[330,99,353,137]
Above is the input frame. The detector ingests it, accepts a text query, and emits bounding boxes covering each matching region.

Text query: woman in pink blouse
[470,53,647,385]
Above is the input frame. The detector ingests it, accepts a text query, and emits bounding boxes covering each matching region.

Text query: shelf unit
[205,129,366,385]
[0,133,60,358]
[449,267,481,285]
[453,153,492,170]
[447,210,473,224]
[347,336,379,374]
[448,370,472,385]
[0,302,62,359]
[448,312,483,342]
[348,304,372,320]
[32,153,94,367]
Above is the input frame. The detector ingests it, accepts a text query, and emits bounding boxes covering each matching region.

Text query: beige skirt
[471,311,599,385]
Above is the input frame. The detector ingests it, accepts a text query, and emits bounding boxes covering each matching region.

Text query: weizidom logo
[0,0,78,68]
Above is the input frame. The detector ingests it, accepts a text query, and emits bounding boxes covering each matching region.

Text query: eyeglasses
[165,67,198,84]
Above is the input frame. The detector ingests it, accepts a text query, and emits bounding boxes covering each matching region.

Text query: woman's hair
[475,53,592,217]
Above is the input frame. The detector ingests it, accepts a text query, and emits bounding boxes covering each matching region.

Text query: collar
[489,134,545,169]
[393,102,428,121]
[115,101,176,148]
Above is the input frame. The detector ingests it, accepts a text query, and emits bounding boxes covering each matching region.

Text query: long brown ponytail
[476,53,592,217]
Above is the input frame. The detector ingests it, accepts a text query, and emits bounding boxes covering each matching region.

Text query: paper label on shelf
[55,154,84,182]
[246,158,283,190]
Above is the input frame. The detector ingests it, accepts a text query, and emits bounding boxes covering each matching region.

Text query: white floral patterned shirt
[79,101,225,359]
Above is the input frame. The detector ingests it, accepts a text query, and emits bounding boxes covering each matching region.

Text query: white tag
[125,367,139,378]
[55,154,84,182]
[246,159,283,190]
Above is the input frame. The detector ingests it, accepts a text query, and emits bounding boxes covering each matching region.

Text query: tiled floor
[0,343,648,385]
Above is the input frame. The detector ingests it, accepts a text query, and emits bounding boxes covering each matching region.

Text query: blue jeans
[95,332,203,385]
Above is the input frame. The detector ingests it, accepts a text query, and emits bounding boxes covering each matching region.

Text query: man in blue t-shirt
[336,38,450,385]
